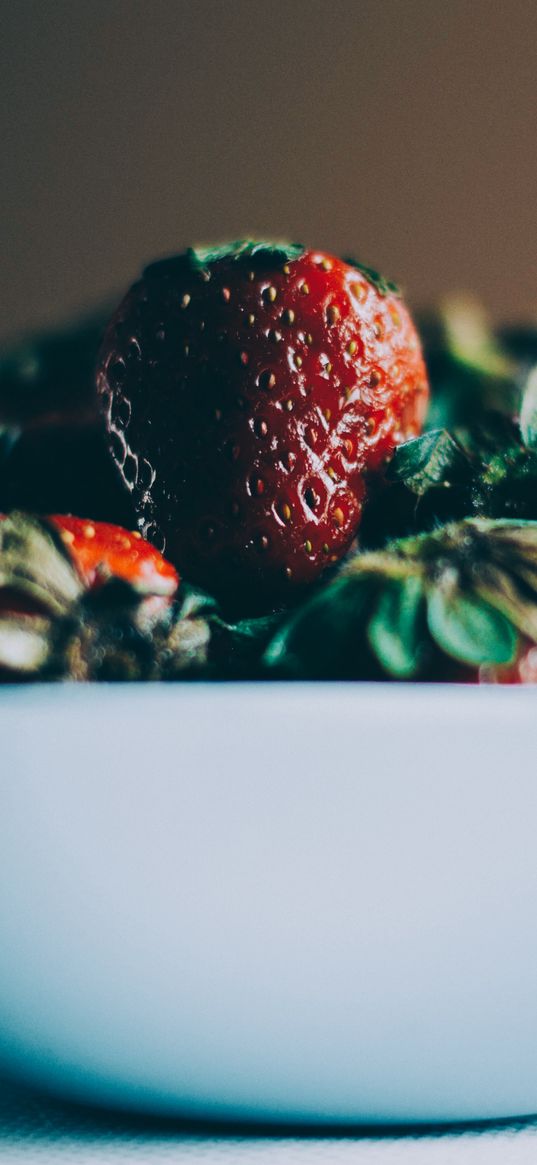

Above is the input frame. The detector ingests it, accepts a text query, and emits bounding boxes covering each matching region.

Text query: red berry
[49,515,179,597]
[478,640,537,684]
[97,242,428,600]
[430,643,537,685]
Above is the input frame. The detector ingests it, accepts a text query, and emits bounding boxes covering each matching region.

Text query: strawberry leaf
[0,512,83,616]
[221,612,282,643]
[441,294,514,382]
[519,366,537,450]
[388,430,471,496]
[176,582,219,621]
[427,587,518,666]
[211,610,284,677]
[267,519,535,681]
[189,240,305,270]
[143,242,305,284]
[367,576,425,678]
[264,576,374,678]
[419,297,519,432]
[344,258,400,298]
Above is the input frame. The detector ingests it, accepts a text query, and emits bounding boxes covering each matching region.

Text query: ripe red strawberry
[48,515,179,597]
[263,518,537,682]
[0,514,179,613]
[0,513,205,683]
[97,241,429,601]
[478,641,537,684]
[431,642,537,684]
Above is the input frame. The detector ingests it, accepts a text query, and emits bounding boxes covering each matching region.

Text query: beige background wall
[1,0,536,340]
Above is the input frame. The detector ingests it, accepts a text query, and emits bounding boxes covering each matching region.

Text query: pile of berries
[1,239,536,683]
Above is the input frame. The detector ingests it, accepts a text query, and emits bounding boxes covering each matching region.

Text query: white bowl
[0,682,536,1126]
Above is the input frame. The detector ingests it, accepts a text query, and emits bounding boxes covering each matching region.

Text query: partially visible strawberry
[0,514,178,619]
[48,515,179,598]
[0,513,208,683]
[434,640,537,684]
[479,640,537,684]
[263,518,537,681]
[97,241,428,602]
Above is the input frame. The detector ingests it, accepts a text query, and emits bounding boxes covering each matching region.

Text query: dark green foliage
[263,520,537,679]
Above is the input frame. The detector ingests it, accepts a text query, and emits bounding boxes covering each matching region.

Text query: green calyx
[143,240,305,284]
[189,239,305,271]
[0,514,212,682]
[0,512,84,617]
[0,514,283,682]
[344,257,400,298]
[264,518,537,679]
[363,381,537,551]
[387,428,472,497]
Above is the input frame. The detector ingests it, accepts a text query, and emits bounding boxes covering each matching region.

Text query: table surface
[2,1079,537,1163]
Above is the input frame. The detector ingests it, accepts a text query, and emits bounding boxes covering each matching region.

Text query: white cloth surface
[2,1080,537,1164]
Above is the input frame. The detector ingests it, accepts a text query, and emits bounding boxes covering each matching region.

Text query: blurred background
[1,0,536,341]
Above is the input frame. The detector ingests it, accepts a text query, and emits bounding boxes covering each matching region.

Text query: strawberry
[0,513,210,682]
[48,515,179,598]
[263,518,537,681]
[97,241,428,602]
[478,641,537,684]
[429,641,537,685]
[0,514,178,608]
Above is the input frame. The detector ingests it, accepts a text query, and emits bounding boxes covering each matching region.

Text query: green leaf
[210,610,284,677]
[427,586,518,667]
[367,576,425,678]
[175,582,219,622]
[222,612,283,643]
[473,564,537,642]
[189,240,304,269]
[143,242,305,285]
[441,294,514,381]
[263,576,374,678]
[519,366,537,450]
[0,512,83,616]
[344,257,400,298]
[419,297,519,433]
[387,430,470,495]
